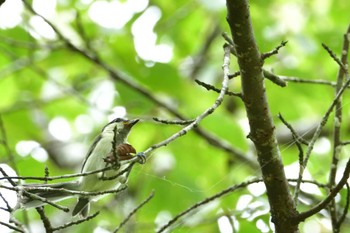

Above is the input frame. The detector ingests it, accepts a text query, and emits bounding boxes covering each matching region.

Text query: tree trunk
[226,1,299,232]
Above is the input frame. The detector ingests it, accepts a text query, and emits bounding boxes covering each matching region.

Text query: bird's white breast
[79,131,128,192]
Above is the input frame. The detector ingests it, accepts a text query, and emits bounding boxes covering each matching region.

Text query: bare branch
[113,191,155,233]
[0,158,135,182]
[157,178,262,233]
[278,113,309,146]
[261,40,288,60]
[153,118,195,125]
[13,184,128,198]
[142,44,231,157]
[222,33,288,88]
[190,22,221,79]
[36,207,53,233]
[294,67,350,203]
[0,115,19,174]
[263,70,287,87]
[280,76,340,87]
[328,23,350,230]
[340,141,350,146]
[22,189,70,212]
[0,187,12,212]
[322,43,348,72]
[228,71,241,79]
[195,79,242,98]
[222,32,234,47]
[335,183,350,231]
[52,211,100,232]
[0,221,25,233]
[294,157,350,222]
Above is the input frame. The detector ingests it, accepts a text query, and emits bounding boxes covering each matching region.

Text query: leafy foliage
[0,0,349,232]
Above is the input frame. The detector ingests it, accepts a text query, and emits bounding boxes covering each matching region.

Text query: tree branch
[0,221,24,233]
[113,191,154,233]
[36,207,53,233]
[294,47,350,204]
[51,211,99,231]
[328,23,350,231]
[142,44,231,156]
[157,178,262,233]
[194,79,243,98]
[294,157,350,222]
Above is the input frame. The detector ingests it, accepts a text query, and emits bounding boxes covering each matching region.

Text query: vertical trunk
[226,1,299,232]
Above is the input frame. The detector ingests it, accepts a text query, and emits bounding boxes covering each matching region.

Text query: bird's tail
[72,197,90,217]
[16,181,79,209]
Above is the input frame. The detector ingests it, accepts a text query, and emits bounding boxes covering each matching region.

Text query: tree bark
[226,1,299,232]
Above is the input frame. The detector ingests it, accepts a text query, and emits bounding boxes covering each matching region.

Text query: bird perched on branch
[17,118,145,217]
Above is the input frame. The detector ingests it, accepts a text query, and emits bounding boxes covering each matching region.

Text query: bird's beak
[124,119,139,128]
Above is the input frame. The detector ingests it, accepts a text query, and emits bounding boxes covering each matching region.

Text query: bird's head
[102,118,139,143]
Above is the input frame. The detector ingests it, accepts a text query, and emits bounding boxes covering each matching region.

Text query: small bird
[17,118,144,217]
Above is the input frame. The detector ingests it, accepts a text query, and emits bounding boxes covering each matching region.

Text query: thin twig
[0,188,12,212]
[153,117,195,125]
[0,158,136,182]
[142,44,231,157]
[340,141,350,146]
[100,162,134,181]
[261,41,288,60]
[328,24,350,230]
[195,79,242,98]
[157,178,262,233]
[21,190,70,212]
[221,32,237,56]
[263,70,287,87]
[190,22,221,79]
[0,221,25,233]
[74,10,94,51]
[0,115,19,175]
[335,183,350,231]
[16,184,128,198]
[223,33,288,88]
[1,183,127,214]
[2,184,67,213]
[287,179,328,189]
[222,32,234,46]
[278,113,309,145]
[322,43,348,72]
[293,69,350,203]
[278,113,308,195]
[51,211,100,231]
[154,177,329,233]
[113,191,155,233]
[228,69,288,87]
[44,166,49,179]
[280,76,340,87]
[294,157,350,222]
[36,207,53,233]
[8,218,25,232]
[228,71,240,79]
[0,167,17,187]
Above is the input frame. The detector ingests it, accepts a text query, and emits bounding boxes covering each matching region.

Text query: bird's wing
[81,134,102,172]
[18,181,79,209]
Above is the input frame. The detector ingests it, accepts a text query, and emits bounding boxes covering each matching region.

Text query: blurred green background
[0,0,349,232]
